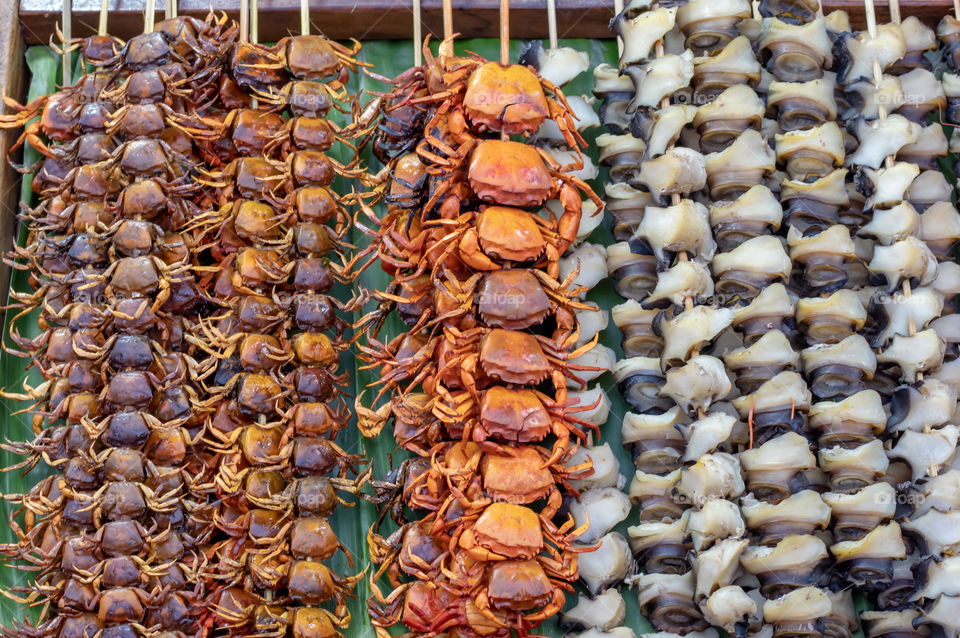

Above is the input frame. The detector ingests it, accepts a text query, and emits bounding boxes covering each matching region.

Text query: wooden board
[0,0,25,313]
[17,0,960,43]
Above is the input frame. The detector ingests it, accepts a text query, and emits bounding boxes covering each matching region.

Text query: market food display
[0,10,369,638]
[0,0,958,636]
[0,16,237,638]
[355,30,613,635]
[598,0,960,637]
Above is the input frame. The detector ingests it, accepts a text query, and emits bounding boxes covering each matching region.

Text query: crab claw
[555,183,583,256]
[456,229,499,272]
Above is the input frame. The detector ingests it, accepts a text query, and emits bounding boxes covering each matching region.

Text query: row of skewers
[0,4,374,637]
[591,0,960,638]
[353,7,617,632]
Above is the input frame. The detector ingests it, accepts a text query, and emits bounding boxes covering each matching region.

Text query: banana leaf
[0,45,59,625]
[0,37,645,637]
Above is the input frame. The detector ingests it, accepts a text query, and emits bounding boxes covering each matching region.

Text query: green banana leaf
[0,38,644,636]
[0,45,59,626]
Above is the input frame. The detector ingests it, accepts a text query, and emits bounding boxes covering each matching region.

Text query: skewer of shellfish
[604,2,765,632]
[830,1,958,636]
[357,0,608,632]
[873,3,960,636]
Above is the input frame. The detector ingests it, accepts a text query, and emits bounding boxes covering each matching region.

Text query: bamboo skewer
[889,0,901,24]
[863,0,938,476]
[500,0,510,65]
[62,0,71,84]
[252,0,259,107]
[501,0,510,143]
[165,0,175,19]
[645,0,702,419]
[239,0,249,42]
[614,0,623,55]
[99,0,108,36]
[865,0,917,340]
[301,0,310,36]
[144,0,155,33]
[413,0,423,66]
[441,0,453,57]
[252,0,259,44]
[444,0,453,38]
[862,0,891,139]
[547,0,559,49]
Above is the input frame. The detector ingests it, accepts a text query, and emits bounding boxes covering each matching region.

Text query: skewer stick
[251,0,259,108]
[500,0,511,141]
[62,0,71,85]
[99,0,108,36]
[614,0,623,55]
[240,0,249,43]
[301,0,310,36]
[252,0,259,44]
[144,0,155,33]
[865,0,914,327]
[862,0,887,120]
[500,0,510,65]
[866,0,935,476]
[444,0,453,38]
[648,0,699,419]
[165,0,175,19]
[547,0,558,50]
[440,0,454,57]
[955,0,960,20]
[413,0,423,66]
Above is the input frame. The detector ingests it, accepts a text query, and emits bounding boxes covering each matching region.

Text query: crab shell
[469,140,553,207]
[463,62,550,135]
[232,200,284,242]
[475,207,548,263]
[288,560,340,605]
[240,425,284,464]
[481,447,555,503]
[466,502,544,559]
[487,559,556,611]
[479,329,551,385]
[400,582,456,631]
[238,333,283,370]
[229,108,286,156]
[398,521,448,576]
[288,402,338,437]
[478,386,552,443]
[477,270,551,330]
[289,607,338,638]
[230,42,289,91]
[281,35,343,80]
[215,587,260,625]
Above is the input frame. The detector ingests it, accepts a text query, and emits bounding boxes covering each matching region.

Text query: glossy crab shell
[477,269,551,329]
[477,386,552,442]
[463,62,550,135]
[479,329,551,384]
[469,502,544,559]
[468,140,552,207]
